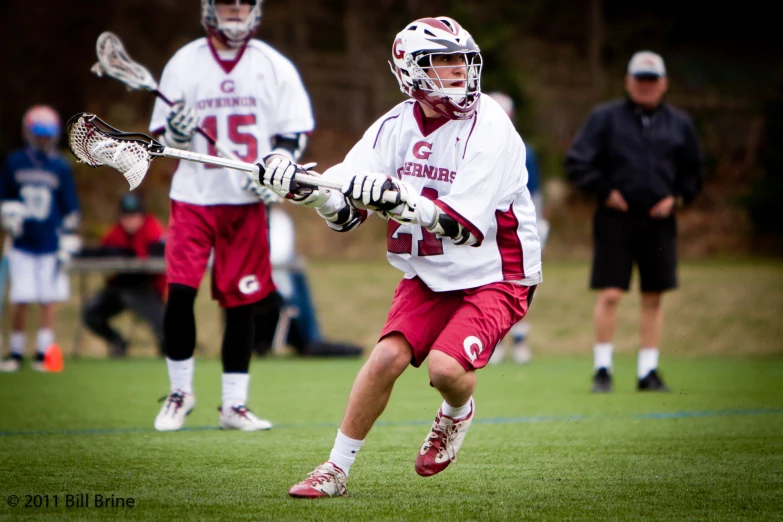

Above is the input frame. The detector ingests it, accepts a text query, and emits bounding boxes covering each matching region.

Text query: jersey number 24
[387,188,443,256]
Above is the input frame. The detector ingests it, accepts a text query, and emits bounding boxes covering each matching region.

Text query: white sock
[36,328,55,355]
[593,343,613,370]
[166,357,194,395]
[638,348,659,378]
[441,397,472,420]
[328,430,364,477]
[10,332,26,357]
[222,373,249,408]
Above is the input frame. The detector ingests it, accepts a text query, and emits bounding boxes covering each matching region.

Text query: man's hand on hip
[605,189,629,212]
[649,195,675,218]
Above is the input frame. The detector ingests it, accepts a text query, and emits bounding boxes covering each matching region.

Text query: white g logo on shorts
[238,275,260,295]
[463,336,484,363]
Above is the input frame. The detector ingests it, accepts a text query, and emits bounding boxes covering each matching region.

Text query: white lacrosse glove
[255,155,330,207]
[341,173,403,211]
[57,233,83,264]
[164,102,198,149]
[1,201,26,238]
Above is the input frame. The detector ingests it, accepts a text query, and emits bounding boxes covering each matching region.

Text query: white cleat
[288,462,348,498]
[415,398,475,477]
[0,357,21,373]
[218,405,272,431]
[511,342,532,364]
[154,391,195,431]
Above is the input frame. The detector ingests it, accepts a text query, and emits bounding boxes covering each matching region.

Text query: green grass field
[1,260,782,520]
[0,356,782,521]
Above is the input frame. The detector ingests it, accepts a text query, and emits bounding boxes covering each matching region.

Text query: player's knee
[367,334,411,376]
[598,288,623,307]
[427,350,467,389]
[641,292,662,309]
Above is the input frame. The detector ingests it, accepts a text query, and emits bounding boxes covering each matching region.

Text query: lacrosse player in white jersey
[148,0,314,432]
[254,16,542,497]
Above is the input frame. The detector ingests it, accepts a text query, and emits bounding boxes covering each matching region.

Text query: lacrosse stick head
[65,113,161,190]
[92,32,158,92]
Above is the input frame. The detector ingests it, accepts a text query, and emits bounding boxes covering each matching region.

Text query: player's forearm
[421,201,478,246]
[317,191,366,232]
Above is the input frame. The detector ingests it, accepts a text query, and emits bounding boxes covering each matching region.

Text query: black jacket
[565,98,702,212]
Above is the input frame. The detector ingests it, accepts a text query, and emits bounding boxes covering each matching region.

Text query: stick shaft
[157,147,344,191]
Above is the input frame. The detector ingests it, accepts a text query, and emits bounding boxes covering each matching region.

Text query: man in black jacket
[566,50,702,393]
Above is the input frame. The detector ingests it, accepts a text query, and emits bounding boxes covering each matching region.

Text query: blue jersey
[525,146,540,196]
[1,147,79,254]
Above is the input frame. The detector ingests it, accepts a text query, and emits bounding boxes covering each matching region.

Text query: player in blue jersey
[486,92,550,365]
[0,105,81,372]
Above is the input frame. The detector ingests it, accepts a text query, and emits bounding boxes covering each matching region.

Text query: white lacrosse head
[93,32,158,92]
[66,113,152,190]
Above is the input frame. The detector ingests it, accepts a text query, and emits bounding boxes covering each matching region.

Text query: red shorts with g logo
[165,200,274,308]
[379,277,536,371]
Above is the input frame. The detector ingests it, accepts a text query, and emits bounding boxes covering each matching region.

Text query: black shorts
[590,208,677,292]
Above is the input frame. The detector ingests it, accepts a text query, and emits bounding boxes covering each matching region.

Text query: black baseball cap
[119,194,144,214]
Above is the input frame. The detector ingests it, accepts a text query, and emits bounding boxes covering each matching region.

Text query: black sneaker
[591,367,613,393]
[637,369,670,392]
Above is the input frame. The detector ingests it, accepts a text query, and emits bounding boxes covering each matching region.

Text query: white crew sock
[10,332,26,357]
[441,397,472,420]
[328,430,364,477]
[166,357,194,395]
[638,348,659,379]
[593,343,613,370]
[36,328,55,355]
[222,373,250,408]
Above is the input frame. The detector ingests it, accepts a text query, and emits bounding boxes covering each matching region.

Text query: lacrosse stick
[90,31,279,202]
[65,113,400,208]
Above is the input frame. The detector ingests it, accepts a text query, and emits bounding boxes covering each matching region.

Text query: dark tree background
[0,0,780,257]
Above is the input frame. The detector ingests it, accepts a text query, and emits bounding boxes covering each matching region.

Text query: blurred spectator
[565,51,703,393]
[79,194,166,358]
[0,105,81,373]
[250,204,363,358]
[486,92,550,365]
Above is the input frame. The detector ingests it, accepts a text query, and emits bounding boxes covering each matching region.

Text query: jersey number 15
[201,114,258,167]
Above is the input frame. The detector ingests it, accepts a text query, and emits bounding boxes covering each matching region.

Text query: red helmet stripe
[417,18,459,35]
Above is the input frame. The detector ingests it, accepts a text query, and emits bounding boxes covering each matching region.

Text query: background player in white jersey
[486,91,550,365]
[149,0,314,431]
[0,106,81,373]
[254,16,542,497]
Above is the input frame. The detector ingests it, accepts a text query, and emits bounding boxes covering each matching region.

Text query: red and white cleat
[415,398,475,477]
[288,462,347,498]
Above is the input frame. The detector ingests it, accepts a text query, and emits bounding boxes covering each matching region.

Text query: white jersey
[323,95,542,292]
[150,38,314,206]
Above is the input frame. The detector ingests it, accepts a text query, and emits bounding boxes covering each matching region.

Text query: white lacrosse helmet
[389,17,482,120]
[201,0,262,49]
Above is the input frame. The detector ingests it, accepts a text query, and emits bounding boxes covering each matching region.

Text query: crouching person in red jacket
[80,194,166,358]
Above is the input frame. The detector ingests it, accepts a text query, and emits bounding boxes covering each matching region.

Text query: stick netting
[92,32,157,91]
[66,114,151,190]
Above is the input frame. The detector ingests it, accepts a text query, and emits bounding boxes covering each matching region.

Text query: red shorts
[380,277,536,371]
[165,200,274,308]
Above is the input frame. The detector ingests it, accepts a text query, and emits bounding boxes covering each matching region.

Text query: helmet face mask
[389,17,482,120]
[201,0,262,49]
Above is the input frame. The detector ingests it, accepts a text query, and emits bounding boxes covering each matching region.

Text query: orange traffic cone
[43,344,64,373]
